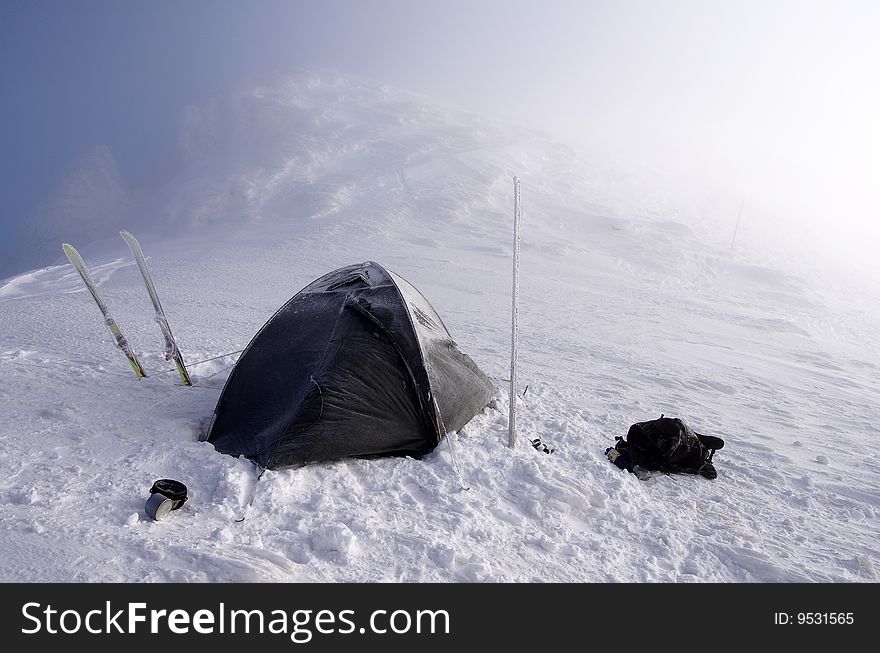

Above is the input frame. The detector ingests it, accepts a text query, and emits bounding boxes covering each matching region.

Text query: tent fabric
[205,261,493,469]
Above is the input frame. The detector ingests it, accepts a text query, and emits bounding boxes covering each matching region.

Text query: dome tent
[205,261,493,469]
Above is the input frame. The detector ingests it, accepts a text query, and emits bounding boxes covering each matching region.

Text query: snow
[1,71,877,582]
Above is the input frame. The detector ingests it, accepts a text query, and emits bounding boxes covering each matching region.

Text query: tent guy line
[152,349,244,378]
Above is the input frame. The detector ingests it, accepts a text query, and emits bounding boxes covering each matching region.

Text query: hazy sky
[2,0,878,256]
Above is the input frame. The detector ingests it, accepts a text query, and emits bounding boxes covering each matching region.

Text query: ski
[62,243,148,379]
[120,230,193,386]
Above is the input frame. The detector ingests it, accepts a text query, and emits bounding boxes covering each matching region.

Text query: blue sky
[2,0,878,263]
[0,0,394,247]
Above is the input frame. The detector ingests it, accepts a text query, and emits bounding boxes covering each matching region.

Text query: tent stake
[508,177,522,449]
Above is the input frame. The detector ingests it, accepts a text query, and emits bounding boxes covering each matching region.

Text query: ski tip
[121,229,142,244]
[61,243,80,262]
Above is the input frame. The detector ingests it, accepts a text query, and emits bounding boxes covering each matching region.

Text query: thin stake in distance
[731,200,745,250]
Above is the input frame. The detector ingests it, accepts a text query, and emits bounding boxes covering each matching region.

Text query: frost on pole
[509,177,522,449]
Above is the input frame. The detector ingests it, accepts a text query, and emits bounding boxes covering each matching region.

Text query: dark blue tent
[205,261,493,469]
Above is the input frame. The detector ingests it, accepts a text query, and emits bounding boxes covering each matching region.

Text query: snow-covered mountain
[13,71,723,276]
[1,71,877,582]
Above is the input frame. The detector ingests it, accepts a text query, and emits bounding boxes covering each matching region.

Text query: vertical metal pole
[731,200,744,250]
[509,177,522,449]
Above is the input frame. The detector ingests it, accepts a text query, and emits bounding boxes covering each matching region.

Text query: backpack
[607,415,723,479]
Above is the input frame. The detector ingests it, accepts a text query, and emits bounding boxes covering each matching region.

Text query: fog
[2,0,877,271]
[391,0,879,263]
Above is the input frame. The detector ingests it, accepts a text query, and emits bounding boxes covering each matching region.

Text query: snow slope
[1,71,877,582]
